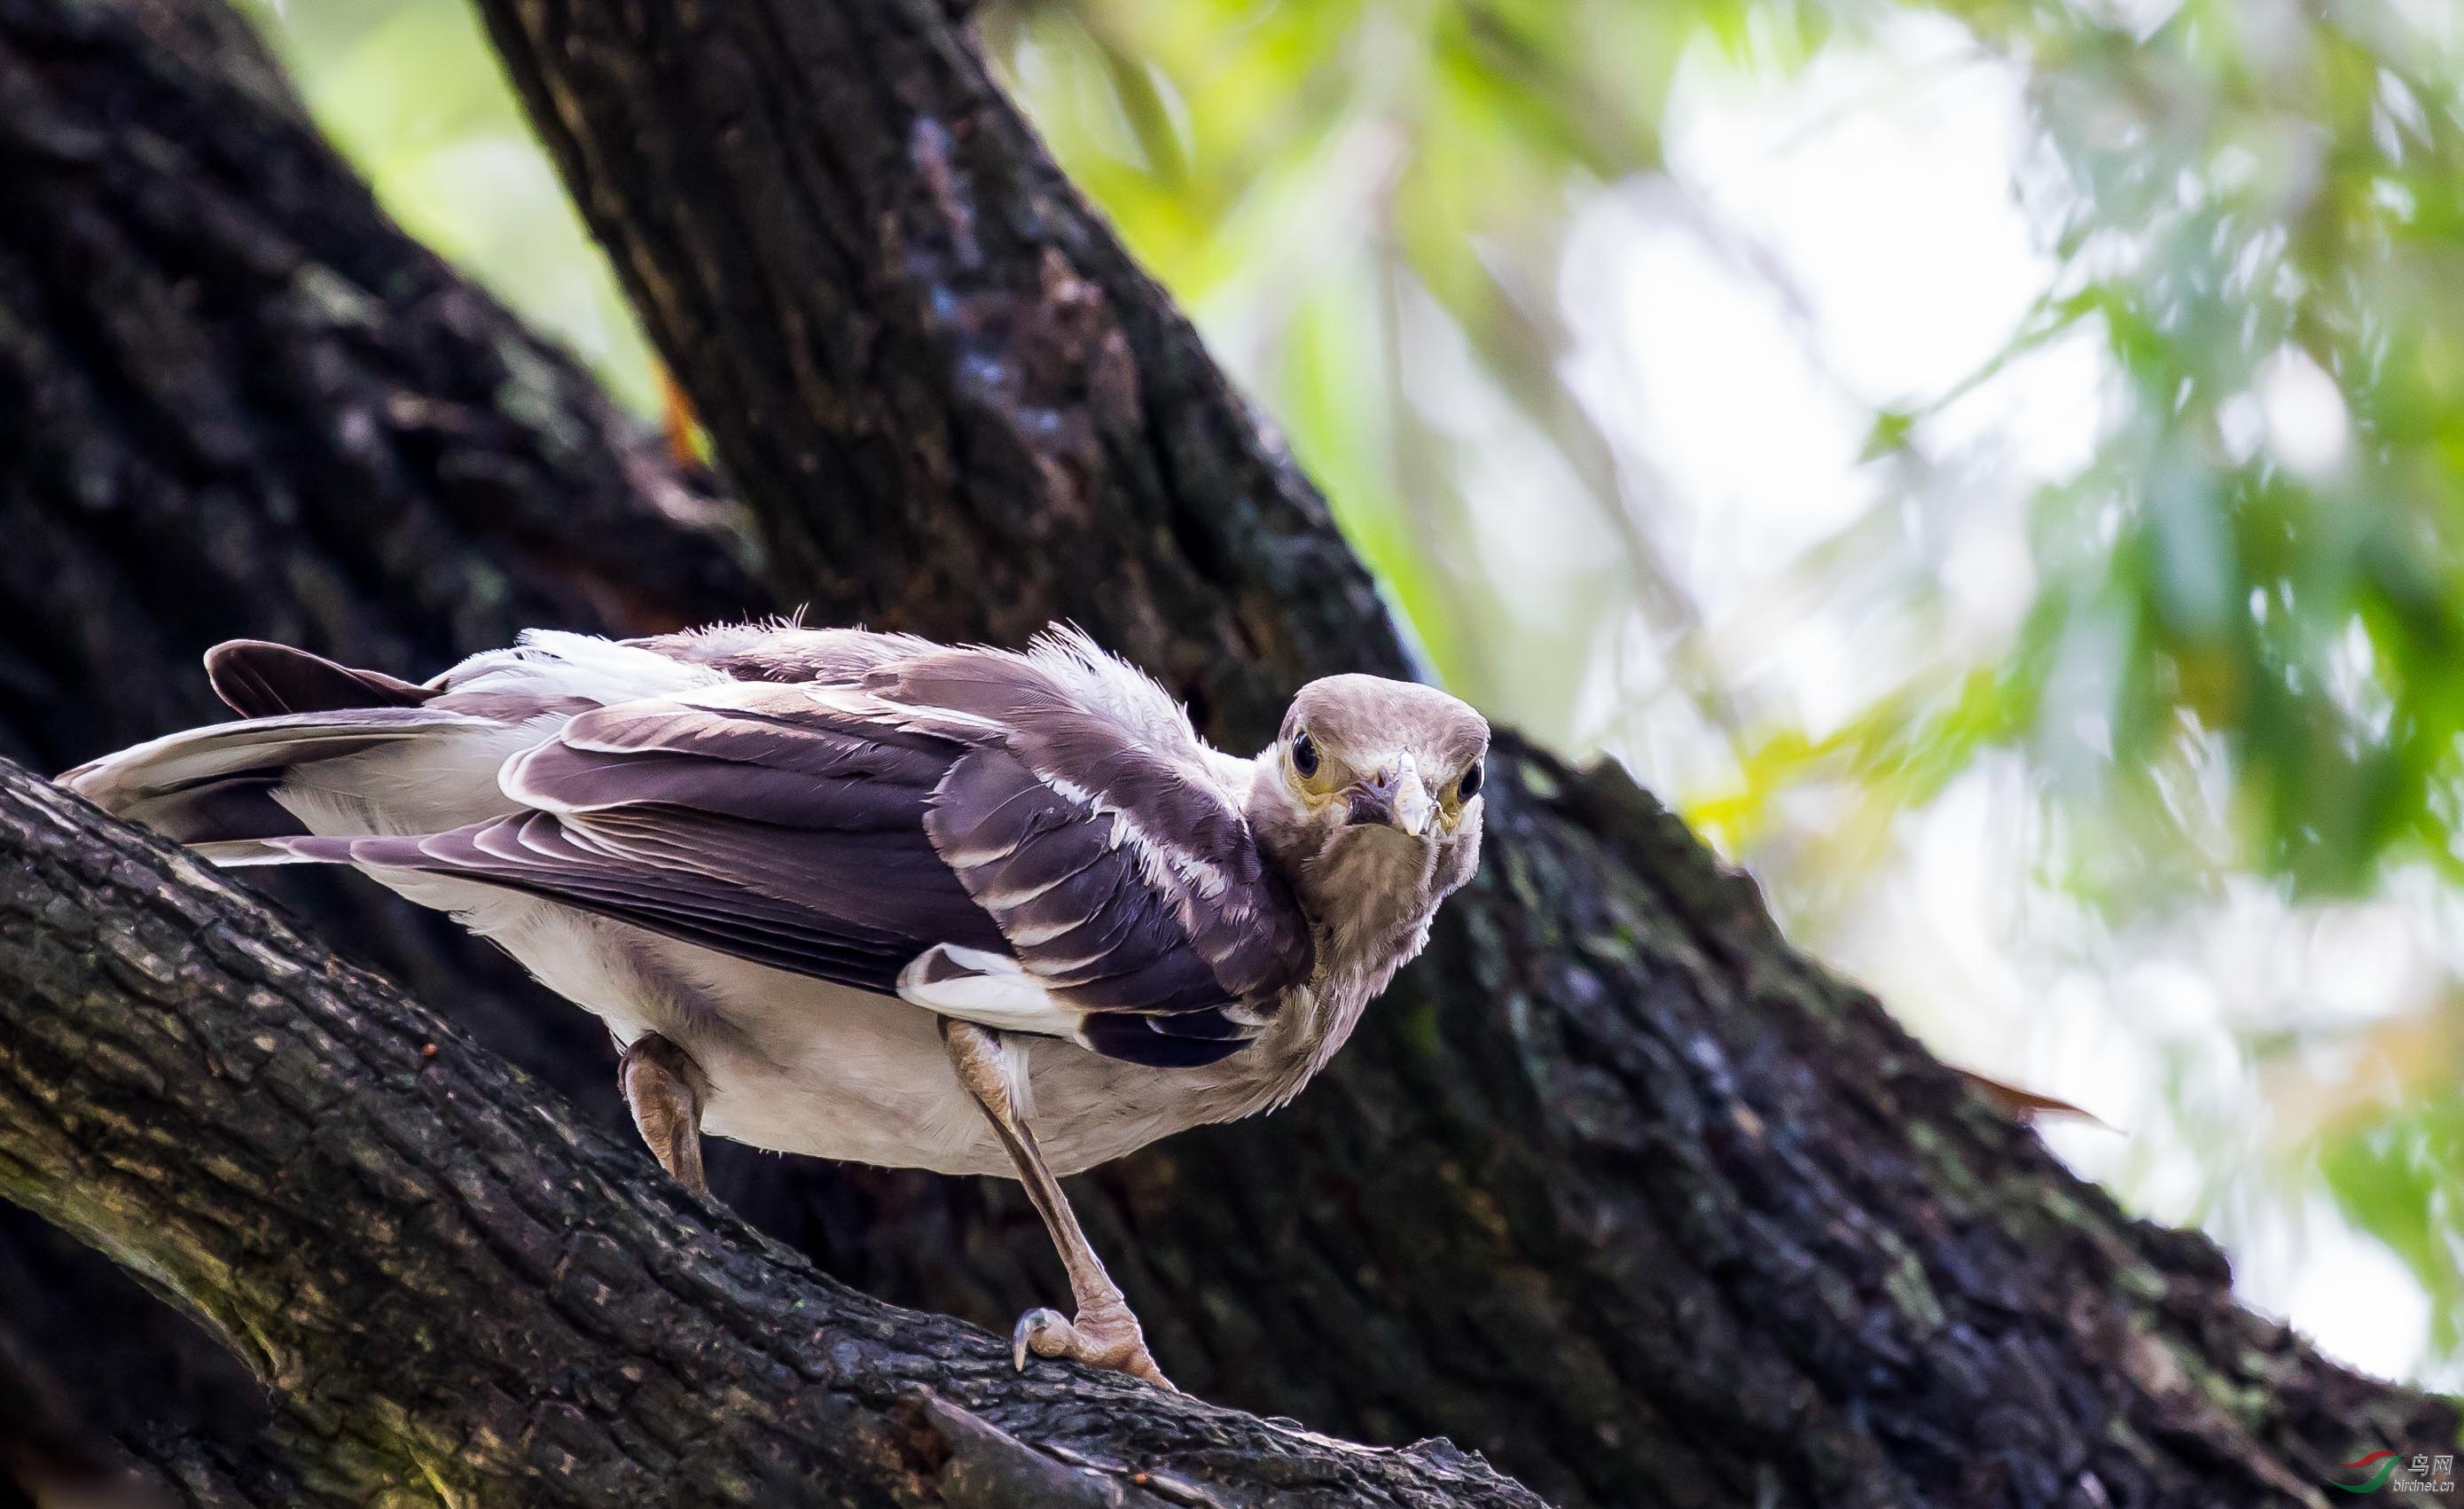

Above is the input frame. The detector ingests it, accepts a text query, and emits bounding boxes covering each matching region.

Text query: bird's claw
[1012,1307,1063,1372]
[1010,1303,1175,1389]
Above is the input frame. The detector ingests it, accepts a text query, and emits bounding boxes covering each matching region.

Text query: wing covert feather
[286,648,1314,1064]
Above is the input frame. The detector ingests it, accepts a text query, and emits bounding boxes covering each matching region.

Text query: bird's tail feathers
[59,707,495,847]
[205,639,437,719]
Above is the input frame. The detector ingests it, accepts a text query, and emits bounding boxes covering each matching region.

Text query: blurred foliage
[2316,1010,2464,1355]
[1918,0,2464,902]
[239,0,2464,1380]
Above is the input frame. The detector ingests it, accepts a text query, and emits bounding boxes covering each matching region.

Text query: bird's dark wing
[286,662,1313,1066]
[284,684,997,992]
[872,647,1314,1021]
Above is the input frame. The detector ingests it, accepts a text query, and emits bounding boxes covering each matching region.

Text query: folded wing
[284,648,1314,1067]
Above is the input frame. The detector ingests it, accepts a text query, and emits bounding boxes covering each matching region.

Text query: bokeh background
[241,0,2464,1387]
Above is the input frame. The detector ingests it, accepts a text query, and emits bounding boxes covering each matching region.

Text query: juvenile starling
[64,624,1490,1388]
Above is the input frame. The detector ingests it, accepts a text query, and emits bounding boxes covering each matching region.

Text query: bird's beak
[1344,754,1434,837]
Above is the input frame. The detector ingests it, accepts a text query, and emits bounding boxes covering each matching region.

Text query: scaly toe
[1008,1305,1174,1388]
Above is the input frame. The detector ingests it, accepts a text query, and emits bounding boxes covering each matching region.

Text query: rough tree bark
[0,760,1545,1509]
[0,0,2449,1507]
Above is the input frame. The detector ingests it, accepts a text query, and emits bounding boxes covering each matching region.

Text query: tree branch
[0,758,1545,1509]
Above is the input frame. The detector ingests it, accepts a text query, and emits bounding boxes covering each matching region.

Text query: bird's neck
[1217,798,1458,1119]
[1201,893,1440,1121]
[1302,825,1448,978]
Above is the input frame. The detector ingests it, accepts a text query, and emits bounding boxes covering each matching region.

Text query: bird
[61,622,1490,1388]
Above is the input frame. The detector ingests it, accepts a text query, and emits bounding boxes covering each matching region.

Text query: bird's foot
[1012,1299,1175,1389]
[619,1033,708,1199]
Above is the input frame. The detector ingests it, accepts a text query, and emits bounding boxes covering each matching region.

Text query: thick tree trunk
[0,0,2448,1506]
[0,760,1544,1509]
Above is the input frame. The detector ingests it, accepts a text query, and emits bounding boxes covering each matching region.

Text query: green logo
[2333,1451,2398,1493]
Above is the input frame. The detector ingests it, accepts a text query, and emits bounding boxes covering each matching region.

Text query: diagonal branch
[0,756,1548,1508]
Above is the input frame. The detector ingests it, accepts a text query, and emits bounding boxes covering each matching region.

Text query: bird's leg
[940,1020,1174,1389]
[618,1032,708,1198]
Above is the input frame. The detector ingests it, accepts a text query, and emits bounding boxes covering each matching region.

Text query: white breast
[645,931,1250,1177]
[348,883,1237,1178]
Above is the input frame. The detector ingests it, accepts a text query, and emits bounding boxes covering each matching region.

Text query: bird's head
[1248,674,1490,963]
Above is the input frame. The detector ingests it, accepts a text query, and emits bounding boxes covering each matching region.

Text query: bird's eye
[1290,731,1320,778]
[1458,758,1484,801]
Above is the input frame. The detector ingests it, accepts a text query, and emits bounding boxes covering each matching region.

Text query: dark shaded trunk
[0,0,2449,1505]
[0,0,756,1063]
